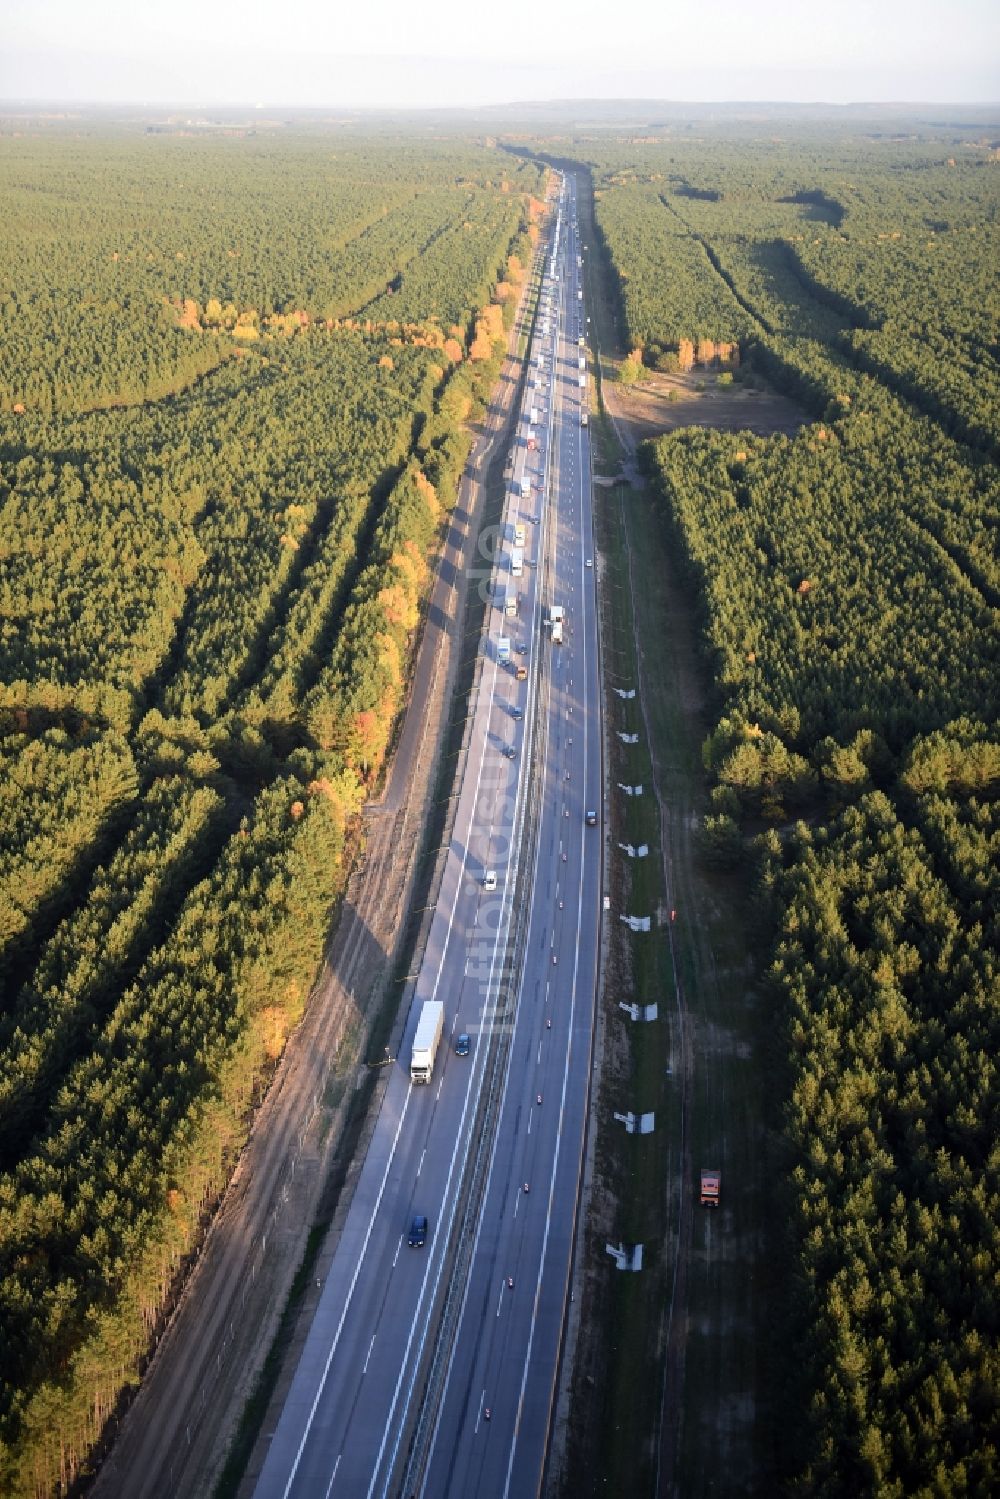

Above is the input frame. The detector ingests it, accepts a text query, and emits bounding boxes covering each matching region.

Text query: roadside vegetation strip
[556,159,773,1499]
[591,461,675,1498]
[614,481,770,1497]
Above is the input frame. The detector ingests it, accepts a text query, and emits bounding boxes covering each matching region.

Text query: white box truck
[552,619,564,644]
[529,406,539,426]
[578,356,586,371]
[497,635,512,664]
[410,999,444,1083]
[511,547,523,577]
[578,375,586,389]
[504,590,518,617]
[520,475,531,499]
[514,522,526,545]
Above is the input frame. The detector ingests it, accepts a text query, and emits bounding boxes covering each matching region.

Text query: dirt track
[607,367,805,441]
[602,367,770,1495]
[89,285,535,1499]
[598,379,696,1496]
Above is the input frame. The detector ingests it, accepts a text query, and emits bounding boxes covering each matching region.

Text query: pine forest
[567,121,998,1496]
[0,122,544,1495]
[0,107,997,1499]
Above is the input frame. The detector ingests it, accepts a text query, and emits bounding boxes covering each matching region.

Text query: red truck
[700,1169,721,1208]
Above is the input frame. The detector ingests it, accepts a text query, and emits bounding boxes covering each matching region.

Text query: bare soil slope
[606,367,806,444]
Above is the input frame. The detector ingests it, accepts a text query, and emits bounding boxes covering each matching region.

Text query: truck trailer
[410,999,445,1083]
[511,547,523,577]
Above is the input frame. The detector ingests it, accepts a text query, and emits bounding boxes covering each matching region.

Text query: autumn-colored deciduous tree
[617,351,644,386]
[469,302,505,361]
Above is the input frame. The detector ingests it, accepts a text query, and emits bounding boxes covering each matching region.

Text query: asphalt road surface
[254,173,600,1499]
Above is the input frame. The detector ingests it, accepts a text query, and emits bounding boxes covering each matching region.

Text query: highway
[253,172,600,1499]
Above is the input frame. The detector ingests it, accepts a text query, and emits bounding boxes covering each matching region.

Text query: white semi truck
[410,999,445,1083]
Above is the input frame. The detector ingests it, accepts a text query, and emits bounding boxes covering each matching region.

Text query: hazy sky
[2,0,998,107]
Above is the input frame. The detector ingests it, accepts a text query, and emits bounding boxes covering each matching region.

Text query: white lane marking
[501,288,597,1499]
[421,285,579,1478]
[322,1456,342,1499]
[410,220,580,1492]
[363,1336,376,1374]
[274,1067,415,1496]
[475,1391,487,1433]
[417,1148,426,1177]
[392,1237,402,1269]
[368,411,554,1499]
[275,450,526,1494]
